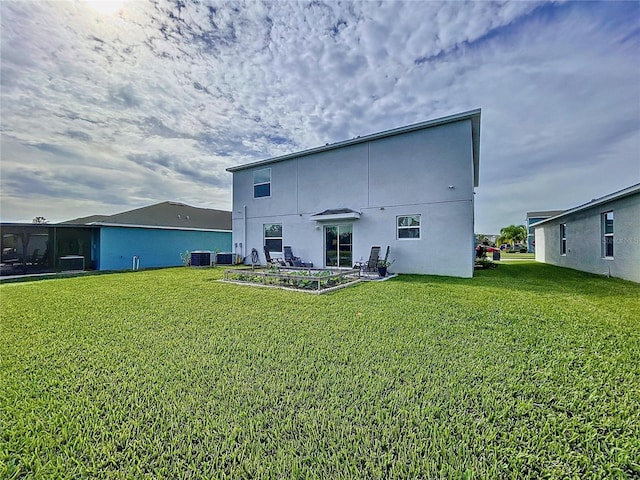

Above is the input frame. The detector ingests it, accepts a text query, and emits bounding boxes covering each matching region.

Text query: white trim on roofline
[87,222,232,233]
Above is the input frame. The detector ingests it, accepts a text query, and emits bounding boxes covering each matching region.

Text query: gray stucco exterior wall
[230,116,478,278]
[534,192,640,282]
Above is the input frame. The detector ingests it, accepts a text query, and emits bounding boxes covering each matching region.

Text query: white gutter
[243,205,247,260]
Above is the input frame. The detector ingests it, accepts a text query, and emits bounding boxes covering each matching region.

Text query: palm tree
[497,224,527,249]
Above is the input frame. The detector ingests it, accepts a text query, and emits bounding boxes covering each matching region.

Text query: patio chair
[264,246,286,266]
[366,246,381,272]
[284,246,313,267]
[382,246,390,264]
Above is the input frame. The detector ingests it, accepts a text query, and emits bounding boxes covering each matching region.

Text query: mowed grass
[1,262,639,479]
[500,252,535,260]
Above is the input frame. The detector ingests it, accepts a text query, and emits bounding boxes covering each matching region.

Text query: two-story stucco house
[226,109,481,278]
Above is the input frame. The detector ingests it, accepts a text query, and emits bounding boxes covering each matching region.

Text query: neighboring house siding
[527,217,546,252]
[534,192,640,283]
[526,211,565,253]
[231,117,477,278]
[99,227,232,271]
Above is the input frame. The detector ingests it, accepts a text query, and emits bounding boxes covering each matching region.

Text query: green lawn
[1,263,639,479]
[498,252,535,260]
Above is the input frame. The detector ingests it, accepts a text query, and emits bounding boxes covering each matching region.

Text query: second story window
[253,168,271,198]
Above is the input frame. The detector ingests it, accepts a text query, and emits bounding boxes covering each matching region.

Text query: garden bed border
[222,266,363,294]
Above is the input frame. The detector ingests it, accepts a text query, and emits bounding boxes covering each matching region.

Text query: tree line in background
[477,224,528,250]
[496,224,527,249]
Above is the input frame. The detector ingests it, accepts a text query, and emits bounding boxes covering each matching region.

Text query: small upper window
[254,168,271,198]
[602,211,614,258]
[397,215,421,239]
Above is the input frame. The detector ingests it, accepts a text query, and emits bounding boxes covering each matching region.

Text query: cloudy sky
[1,0,638,233]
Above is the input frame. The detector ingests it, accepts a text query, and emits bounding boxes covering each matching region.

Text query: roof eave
[90,222,232,232]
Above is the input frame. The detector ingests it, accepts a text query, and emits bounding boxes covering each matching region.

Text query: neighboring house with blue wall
[65,201,232,271]
[526,210,565,252]
[534,184,640,283]
[1,202,232,277]
[227,109,481,278]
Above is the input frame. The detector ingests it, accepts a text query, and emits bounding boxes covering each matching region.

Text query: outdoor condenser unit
[190,251,211,267]
[215,252,235,265]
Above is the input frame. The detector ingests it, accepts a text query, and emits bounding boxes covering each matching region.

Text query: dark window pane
[604,220,613,234]
[398,227,420,239]
[339,251,352,268]
[265,239,282,252]
[339,232,352,245]
[254,183,270,198]
[605,236,614,257]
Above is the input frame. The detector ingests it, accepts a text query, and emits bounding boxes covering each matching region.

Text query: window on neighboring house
[397,215,421,239]
[560,223,567,255]
[254,168,271,198]
[602,211,614,258]
[264,223,282,252]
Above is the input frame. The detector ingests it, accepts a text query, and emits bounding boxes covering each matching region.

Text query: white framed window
[253,168,271,198]
[560,223,567,255]
[602,211,614,258]
[264,223,282,253]
[397,215,421,239]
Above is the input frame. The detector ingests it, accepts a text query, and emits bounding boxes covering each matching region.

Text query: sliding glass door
[324,224,352,268]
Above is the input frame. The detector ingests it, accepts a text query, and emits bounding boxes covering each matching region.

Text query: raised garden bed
[223,266,361,293]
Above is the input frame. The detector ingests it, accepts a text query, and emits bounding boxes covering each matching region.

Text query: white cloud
[1,0,638,231]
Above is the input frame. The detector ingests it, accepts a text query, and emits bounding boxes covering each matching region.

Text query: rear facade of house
[227,110,481,278]
[534,184,640,283]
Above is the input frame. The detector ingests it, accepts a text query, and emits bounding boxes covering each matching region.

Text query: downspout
[243,204,247,261]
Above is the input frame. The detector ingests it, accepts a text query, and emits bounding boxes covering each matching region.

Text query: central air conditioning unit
[215,252,235,265]
[190,251,211,267]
